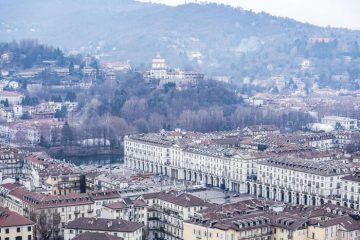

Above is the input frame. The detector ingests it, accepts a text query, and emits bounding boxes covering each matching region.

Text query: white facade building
[124,133,261,193]
[64,217,143,240]
[0,91,24,105]
[321,116,358,130]
[144,54,204,87]
[149,54,167,79]
[253,158,351,207]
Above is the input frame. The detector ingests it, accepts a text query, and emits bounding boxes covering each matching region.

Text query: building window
[17,227,21,232]
[28,235,32,240]
[5,228,9,234]
[28,226,31,232]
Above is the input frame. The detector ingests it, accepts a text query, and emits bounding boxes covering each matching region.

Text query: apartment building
[141,191,208,240]
[341,171,360,210]
[7,188,94,229]
[0,207,35,240]
[184,199,360,240]
[255,158,351,207]
[0,147,24,178]
[40,164,85,195]
[242,125,280,137]
[322,116,358,130]
[101,198,148,225]
[124,133,261,193]
[0,91,24,105]
[88,190,121,217]
[64,217,143,240]
[0,184,121,234]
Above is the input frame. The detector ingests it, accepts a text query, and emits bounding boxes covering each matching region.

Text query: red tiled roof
[24,154,45,165]
[0,183,23,191]
[0,207,34,227]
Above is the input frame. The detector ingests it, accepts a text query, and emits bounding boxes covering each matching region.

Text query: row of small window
[0,235,32,240]
[192,229,233,239]
[0,227,32,234]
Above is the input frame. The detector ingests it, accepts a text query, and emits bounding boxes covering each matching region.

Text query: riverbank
[59,154,123,166]
[21,145,123,166]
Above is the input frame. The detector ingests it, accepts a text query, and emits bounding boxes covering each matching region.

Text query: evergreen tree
[69,60,75,74]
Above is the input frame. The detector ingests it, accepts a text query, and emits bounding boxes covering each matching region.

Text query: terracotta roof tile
[0,207,34,227]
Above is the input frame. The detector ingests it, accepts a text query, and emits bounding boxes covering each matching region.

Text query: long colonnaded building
[125,130,360,210]
[124,131,259,193]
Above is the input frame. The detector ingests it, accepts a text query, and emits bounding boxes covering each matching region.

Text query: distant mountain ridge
[1,0,359,80]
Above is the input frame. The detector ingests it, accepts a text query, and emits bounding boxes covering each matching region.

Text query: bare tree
[32,209,61,240]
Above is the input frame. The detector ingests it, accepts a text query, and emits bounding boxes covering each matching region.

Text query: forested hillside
[1,0,359,85]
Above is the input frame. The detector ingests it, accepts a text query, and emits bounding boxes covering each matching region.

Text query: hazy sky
[138,0,360,30]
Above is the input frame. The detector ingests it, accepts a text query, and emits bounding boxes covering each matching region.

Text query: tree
[20,111,32,120]
[163,82,176,93]
[69,60,75,74]
[39,135,50,148]
[335,122,344,131]
[32,210,61,240]
[61,121,74,146]
[121,97,146,122]
[22,96,39,106]
[54,109,62,119]
[51,95,63,102]
[134,118,149,133]
[110,89,127,115]
[351,41,359,58]
[65,91,76,102]
[55,106,68,120]
[1,99,9,107]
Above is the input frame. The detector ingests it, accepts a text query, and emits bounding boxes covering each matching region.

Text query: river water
[61,154,123,166]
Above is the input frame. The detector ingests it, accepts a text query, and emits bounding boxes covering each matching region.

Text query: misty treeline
[0,40,65,68]
[0,40,315,149]
[67,72,314,140]
[0,40,100,76]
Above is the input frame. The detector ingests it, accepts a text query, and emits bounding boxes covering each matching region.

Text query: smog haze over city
[0,1,360,240]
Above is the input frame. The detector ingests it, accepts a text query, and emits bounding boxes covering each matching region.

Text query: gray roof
[73,232,123,240]
[65,218,143,232]
[259,158,351,176]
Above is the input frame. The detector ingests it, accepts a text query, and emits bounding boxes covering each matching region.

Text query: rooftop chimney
[107,220,113,228]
